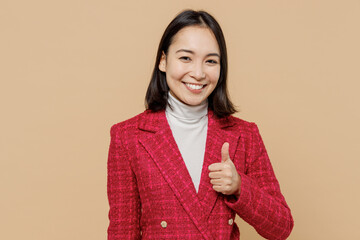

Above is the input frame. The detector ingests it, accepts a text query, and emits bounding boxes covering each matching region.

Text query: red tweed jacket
[107,110,293,240]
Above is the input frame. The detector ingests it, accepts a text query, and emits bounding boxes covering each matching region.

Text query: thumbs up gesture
[208,142,241,197]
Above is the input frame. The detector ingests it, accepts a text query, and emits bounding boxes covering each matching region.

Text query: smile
[184,83,206,90]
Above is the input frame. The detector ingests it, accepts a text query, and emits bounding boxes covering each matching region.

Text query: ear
[158,52,166,72]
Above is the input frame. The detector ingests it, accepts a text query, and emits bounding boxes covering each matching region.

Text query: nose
[189,62,205,80]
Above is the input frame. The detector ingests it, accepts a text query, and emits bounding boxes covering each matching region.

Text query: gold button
[161,220,167,228]
[228,218,234,225]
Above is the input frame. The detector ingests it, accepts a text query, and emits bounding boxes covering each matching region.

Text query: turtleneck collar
[165,92,208,121]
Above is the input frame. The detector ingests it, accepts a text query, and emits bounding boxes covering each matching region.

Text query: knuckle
[224,164,231,169]
[225,172,232,178]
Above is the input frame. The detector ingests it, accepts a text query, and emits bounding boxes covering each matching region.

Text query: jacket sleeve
[225,123,294,240]
[107,124,141,240]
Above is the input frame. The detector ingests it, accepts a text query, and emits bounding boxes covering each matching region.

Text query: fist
[208,142,241,196]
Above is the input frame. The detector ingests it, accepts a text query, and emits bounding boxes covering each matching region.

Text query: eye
[179,56,191,62]
[206,59,218,64]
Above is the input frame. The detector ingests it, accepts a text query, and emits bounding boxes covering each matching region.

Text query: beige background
[1,0,359,239]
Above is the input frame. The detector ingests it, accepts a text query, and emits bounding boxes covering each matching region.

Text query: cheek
[167,63,188,82]
[208,67,221,84]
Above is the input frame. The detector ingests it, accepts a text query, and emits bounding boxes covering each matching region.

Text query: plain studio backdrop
[1,0,359,239]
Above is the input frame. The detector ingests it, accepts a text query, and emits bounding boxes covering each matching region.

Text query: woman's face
[159,26,221,106]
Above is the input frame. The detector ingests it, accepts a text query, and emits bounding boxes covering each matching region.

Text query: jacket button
[161,221,167,228]
[228,218,234,225]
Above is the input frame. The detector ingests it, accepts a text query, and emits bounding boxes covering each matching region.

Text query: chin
[186,102,201,106]
[183,98,205,106]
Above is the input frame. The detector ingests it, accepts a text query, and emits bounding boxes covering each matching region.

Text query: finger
[209,171,223,179]
[210,179,222,185]
[208,162,224,172]
[212,185,231,195]
[212,185,223,192]
[212,177,231,185]
[221,142,230,163]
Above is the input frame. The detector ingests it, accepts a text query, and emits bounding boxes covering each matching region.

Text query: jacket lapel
[138,110,214,240]
[197,111,241,221]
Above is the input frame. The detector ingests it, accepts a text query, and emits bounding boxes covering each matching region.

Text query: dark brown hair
[145,9,237,118]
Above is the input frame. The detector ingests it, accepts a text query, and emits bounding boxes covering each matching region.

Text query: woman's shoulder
[110,109,163,134]
[110,110,146,131]
[220,114,261,136]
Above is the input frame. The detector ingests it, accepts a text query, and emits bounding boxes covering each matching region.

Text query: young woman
[107,10,294,240]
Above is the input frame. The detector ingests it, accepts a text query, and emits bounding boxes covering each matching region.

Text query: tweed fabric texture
[107,110,294,240]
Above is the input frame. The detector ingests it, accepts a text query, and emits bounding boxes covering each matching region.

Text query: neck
[166,92,208,121]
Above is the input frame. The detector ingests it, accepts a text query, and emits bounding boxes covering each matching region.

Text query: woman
[107,10,294,240]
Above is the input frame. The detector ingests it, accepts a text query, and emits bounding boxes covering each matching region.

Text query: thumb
[221,142,230,162]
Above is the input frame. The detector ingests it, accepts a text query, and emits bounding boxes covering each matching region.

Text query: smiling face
[159,26,221,106]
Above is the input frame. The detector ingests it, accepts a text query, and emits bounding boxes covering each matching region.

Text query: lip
[182,82,205,86]
[183,82,207,93]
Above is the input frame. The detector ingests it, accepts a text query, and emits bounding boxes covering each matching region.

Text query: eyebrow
[175,49,220,58]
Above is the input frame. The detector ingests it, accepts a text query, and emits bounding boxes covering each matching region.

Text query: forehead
[169,26,220,54]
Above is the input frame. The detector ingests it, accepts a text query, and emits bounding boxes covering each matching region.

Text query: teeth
[185,83,204,90]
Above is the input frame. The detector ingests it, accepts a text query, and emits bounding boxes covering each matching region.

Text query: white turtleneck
[165,92,208,192]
